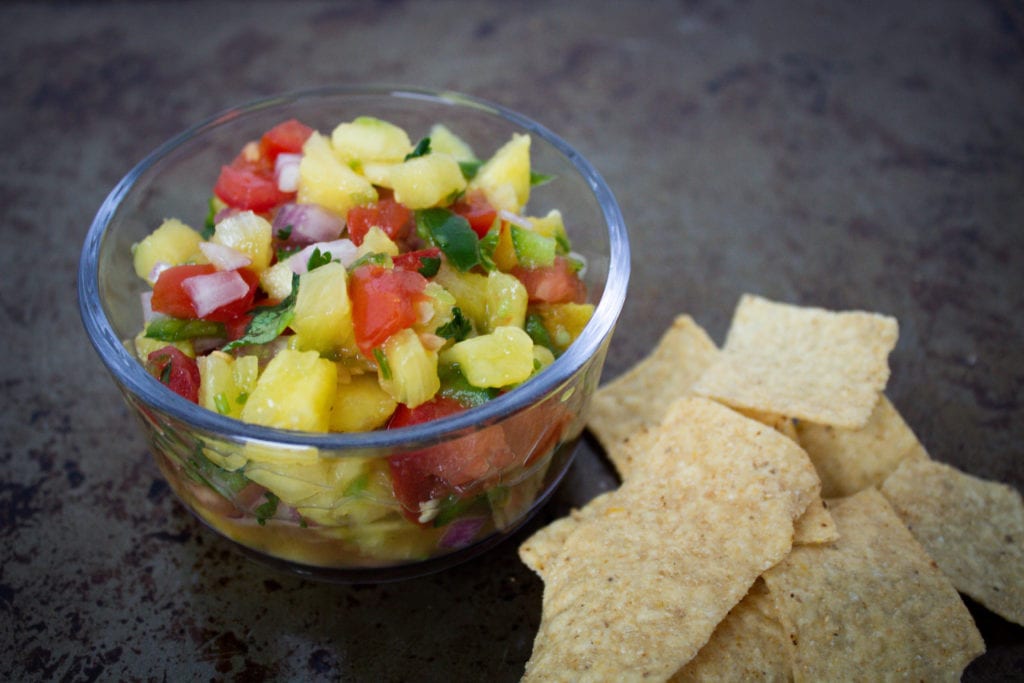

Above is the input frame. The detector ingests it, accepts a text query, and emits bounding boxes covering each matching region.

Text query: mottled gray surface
[2,0,1022,680]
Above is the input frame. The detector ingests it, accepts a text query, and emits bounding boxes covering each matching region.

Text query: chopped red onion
[147,260,171,284]
[273,202,345,245]
[140,291,155,323]
[498,209,532,230]
[181,270,249,318]
[275,153,302,193]
[199,241,252,271]
[438,516,486,549]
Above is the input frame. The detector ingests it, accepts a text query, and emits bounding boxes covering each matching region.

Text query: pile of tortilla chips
[519,294,1023,681]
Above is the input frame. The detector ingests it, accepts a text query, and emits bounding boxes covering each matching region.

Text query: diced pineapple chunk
[198,351,258,419]
[298,132,378,216]
[331,116,413,164]
[364,154,467,209]
[531,302,595,353]
[488,222,518,271]
[467,133,531,213]
[212,211,273,273]
[432,261,488,332]
[417,282,457,336]
[379,328,440,408]
[245,455,370,508]
[132,218,204,283]
[290,262,354,356]
[428,123,476,161]
[330,373,397,432]
[355,226,400,260]
[529,209,570,252]
[241,349,337,432]
[441,326,535,388]
[259,260,296,301]
[485,270,527,332]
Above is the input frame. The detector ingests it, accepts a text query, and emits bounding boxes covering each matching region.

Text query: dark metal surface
[2,1,1022,680]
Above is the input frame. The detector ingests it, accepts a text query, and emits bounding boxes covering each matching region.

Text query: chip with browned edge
[520,398,820,681]
[692,295,898,429]
[762,488,985,680]
[881,457,1024,626]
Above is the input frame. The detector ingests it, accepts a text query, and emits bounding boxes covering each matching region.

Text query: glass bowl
[78,86,629,582]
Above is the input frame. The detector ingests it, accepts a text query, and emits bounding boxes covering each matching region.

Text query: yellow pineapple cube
[245,455,370,508]
[432,262,488,332]
[364,154,467,209]
[290,262,354,356]
[212,211,273,273]
[298,132,378,216]
[379,328,440,408]
[331,116,412,164]
[485,270,527,332]
[355,226,400,260]
[259,260,296,302]
[132,218,205,283]
[532,302,595,353]
[428,123,476,161]
[197,351,258,419]
[330,372,397,432]
[441,326,534,388]
[467,133,531,213]
[241,349,337,432]
[132,332,193,361]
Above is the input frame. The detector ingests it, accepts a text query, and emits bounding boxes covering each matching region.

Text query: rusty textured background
[2,1,1022,680]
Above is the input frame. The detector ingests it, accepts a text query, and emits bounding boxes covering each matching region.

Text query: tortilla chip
[521,398,820,681]
[519,507,590,578]
[692,295,898,428]
[670,579,790,682]
[880,457,1024,626]
[797,393,929,498]
[792,498,838,545]
[762,488,985,680]
[588,315,719,475]
[733,407,799,442]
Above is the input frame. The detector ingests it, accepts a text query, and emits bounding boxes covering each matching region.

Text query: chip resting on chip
[520,397,820,681]
[761,488,985,680]
[880,457,1024,626]
[692,295,898,428]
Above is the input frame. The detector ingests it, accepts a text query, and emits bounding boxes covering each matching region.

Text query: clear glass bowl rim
[78,84,630,452]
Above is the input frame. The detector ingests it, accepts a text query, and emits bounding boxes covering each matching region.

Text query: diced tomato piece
[511,256,587,304]
[387,397,513,519]
[349,265,428,356]
[146,346,201,403]
[392,247,442,273]
[151,264,216,319]
[451,192,498,238]
[213,164,293,212]
[346,197,413,246]
[259,119,314,160]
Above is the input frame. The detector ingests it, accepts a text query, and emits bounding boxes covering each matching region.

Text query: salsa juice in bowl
[79,87,629,580]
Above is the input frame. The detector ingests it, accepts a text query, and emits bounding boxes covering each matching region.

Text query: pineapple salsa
[131,115,594,564]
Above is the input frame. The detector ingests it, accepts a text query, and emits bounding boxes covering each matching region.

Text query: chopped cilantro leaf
[222,274,299,351]
[458,159,483,180]
[436,307,472,342]
[405,137,431,161]
[276,225,293,241]
[255,492,279,526]
[530,170,556,187]
[306,246,333,271]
